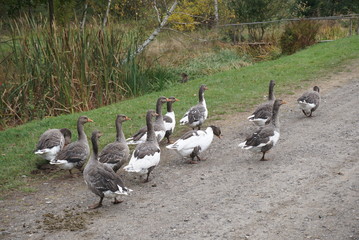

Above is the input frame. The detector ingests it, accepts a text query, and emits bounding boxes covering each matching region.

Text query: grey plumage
[297,86,320,117]
[34,128,72,161]
[124,110,161,183]
[248,80,276,126]
[99,115,130,172]
[84,130,132,209]
[239,99,285,161]
[51,116,93,173]
[127,97,168,144]
[180,85,208,130]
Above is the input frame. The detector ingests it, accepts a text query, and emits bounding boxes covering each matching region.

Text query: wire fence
[214,14,359,44]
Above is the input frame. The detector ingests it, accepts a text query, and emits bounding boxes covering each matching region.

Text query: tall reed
[0,17,177,128]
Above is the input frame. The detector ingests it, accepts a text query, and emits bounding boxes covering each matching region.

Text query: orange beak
[175,98,180,102]
[125,116,131,121]
[87,118,94,122]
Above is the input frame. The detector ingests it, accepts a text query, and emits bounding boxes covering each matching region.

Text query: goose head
[168,96,179,103]
[78,116,94,125]
[60,128,72,145]
[91,130,103,141]
[210,125,222,139]
[116,114,131,123]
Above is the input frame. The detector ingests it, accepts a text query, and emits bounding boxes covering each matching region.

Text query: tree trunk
[214,0,219,27]
[121,0,178,65]
[102,0,112,29]
[48,0,54,33]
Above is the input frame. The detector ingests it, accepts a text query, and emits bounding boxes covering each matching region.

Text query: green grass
[1,35,359,194]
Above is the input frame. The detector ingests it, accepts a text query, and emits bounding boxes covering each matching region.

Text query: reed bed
[0,17,176,128]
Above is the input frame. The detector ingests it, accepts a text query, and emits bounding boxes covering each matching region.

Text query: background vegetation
[0,0,359,130]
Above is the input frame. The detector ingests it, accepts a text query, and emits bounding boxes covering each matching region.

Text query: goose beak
[282,100,287,104]
[125,116,131,121]
[204,86,209,90]
[175,98,180,101]
[87,118,94,122]
[166,98,171,102]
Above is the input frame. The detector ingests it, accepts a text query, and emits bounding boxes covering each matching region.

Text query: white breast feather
[298,101,316,112]
[164,112,175,132]
[124,151,161,174]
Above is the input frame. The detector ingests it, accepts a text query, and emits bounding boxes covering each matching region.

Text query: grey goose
[180,84,208,130]
[34,128,71,161]
[248,80,276,126]
[127,96,169,144]
[51,116,93,174]
[163,96,179,143]
[99,114,130,172]
[124,110,161,183]
[297,86,320,117]
[239,99,286,161]
[84,130,132,209]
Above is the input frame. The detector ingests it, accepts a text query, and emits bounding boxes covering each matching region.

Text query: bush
[280,20,320,55]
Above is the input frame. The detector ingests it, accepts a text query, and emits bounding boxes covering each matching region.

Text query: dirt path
[1,61,359,240]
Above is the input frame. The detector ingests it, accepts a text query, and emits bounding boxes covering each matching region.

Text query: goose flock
[34,82,320,208]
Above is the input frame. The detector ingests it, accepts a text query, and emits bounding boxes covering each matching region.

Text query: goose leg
[260,152,269,161]
[88,197,103,209]
[309,110,313,117]
[144,166,155,183]
[189,147,201,164]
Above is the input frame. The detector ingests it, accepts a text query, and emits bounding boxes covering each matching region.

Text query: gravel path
[1,62,358,240]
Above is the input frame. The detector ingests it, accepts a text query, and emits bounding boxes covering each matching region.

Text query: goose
[180,84,208,130]
[84,130,132,209]
[163,96,179,143]
[123,110,161,182]
[297,86,320,117]
[127,97,169,144]
[34,128,72,161]
[248,80,276,126]
[166,125,221,164]
[98,114,130,173]
[239,99,286,161]
[51,116,93,174]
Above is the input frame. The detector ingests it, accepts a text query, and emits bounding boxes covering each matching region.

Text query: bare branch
[122,0,178,65]
[153,0,161,24]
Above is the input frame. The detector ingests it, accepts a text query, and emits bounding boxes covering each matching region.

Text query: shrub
[280,20,320,55]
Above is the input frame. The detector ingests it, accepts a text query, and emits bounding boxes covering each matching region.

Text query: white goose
[239,99,286,161]
[180,84,208,130]
[166,125,221,164]
[248,80,276,126]
[34,128,72,161]
[163,96,179,143]
[123,110,161,182]
[84,130,132,209]
[297,86,320,117]
[127,97,168,144]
